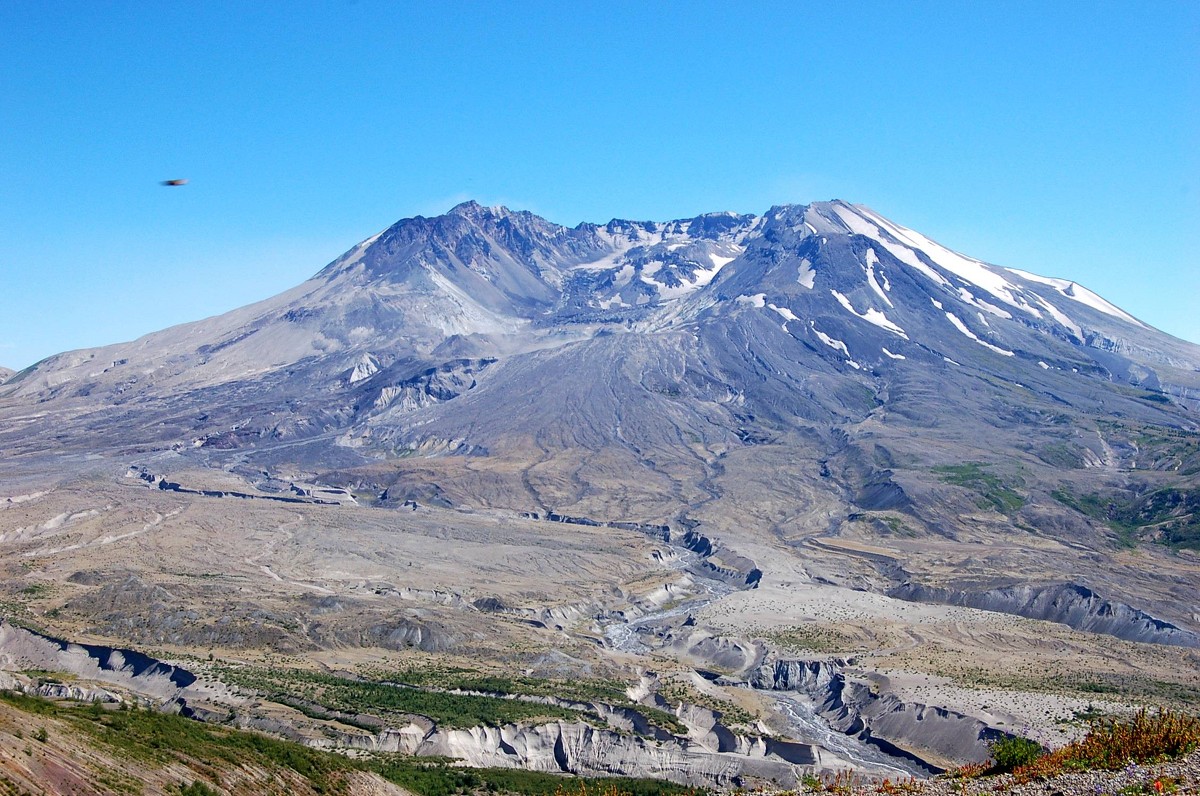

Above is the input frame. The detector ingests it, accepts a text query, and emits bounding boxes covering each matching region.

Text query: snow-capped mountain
[2,198,1198,469]
[4,198,1200,645]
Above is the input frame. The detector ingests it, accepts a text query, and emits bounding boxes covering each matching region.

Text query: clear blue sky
[1,1,1197,369]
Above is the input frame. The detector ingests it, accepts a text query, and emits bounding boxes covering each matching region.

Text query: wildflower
[1153,780,1164,794]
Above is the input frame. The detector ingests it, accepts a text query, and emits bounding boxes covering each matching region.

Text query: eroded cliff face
[0,620,198,702]
[887,582,1200,648]
[313,717,839,788]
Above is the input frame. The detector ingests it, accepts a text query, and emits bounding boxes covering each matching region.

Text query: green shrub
[988,735,1043,771]
[177,782,219,796]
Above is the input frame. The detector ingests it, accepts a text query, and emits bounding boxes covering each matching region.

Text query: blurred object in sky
[161,179,188,186]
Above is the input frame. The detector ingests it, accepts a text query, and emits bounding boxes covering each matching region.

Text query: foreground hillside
[0,689,411,796]
[0,687,1197,796]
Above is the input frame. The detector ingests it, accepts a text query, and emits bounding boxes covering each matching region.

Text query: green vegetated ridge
[368,664,631,705]
[218,663,688,735]
[932,462,1025,514]
[218,665,587,729]
[1101,419,1200,475]
[371,665,687,734]
[0,689,697,796]
[1053,485,1200,550]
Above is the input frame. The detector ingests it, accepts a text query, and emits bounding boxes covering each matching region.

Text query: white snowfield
[813,201,1141,342]
[1007,268,1144,326]
[863,248,893,306]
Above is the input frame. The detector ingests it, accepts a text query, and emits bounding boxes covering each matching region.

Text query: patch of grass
[218,665,588,729]
[932,463,1025,514]
[20,668,77,684]
[175,783,219,796]
[358,665,688,736]
[93,766,145,795]
[371,665,630,706]
[765,625,865,654]
[1,690,352,791]
[0,690,57,716]
[848,513,916,537]
[876,515,916,537]
[372,757,698,796]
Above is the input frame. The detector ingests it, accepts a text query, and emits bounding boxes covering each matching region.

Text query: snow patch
[830,290,908,338]
[810,322,863,369]
[1033,296,1083,341]
[768,303,799,322]
[830,205,950,287]
[737,293,766,308]
[864,248,893,306]
[882,347,906,360]
[797,258,816,289]
[851,205,1038,314]
[944,312,1015,356]
[598,296,629,310]
[957,288,1013,320]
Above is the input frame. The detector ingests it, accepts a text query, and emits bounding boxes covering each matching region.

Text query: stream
[775,694,928,778]
[599,559,931,779]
